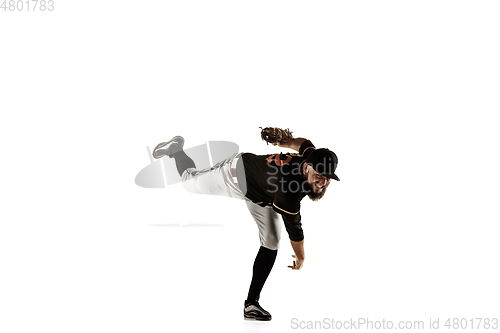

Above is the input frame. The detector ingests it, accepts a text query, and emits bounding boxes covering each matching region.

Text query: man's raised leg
[152,136,196,176]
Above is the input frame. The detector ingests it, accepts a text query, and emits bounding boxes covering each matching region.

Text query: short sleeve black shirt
[236,140,316,241]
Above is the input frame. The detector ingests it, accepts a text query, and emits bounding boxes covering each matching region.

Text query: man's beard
[302,181,327,201]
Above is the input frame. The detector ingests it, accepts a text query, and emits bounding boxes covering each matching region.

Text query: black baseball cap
[306,148,340,181]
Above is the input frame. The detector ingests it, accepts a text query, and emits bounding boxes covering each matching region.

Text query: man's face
[303,164,331,201]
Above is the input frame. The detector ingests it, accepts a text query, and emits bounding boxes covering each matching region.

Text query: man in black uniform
[152,130,340,321]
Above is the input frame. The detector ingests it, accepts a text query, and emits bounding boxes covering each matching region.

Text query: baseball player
[152,127,340,321]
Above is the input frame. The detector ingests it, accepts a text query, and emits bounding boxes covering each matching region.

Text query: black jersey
[235,140,316,241]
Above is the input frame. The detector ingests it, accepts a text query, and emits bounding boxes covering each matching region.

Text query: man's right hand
[289,239,305,270]
[288,254,304,270]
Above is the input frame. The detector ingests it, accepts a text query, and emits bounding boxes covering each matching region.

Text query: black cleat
[244,300,272,321]
[152,136,184,159]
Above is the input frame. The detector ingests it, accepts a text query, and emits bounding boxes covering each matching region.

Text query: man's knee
[262,223,281,250]
[261,238,280,251]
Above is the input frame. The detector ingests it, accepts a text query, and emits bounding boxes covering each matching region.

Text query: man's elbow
[290,237,304,243]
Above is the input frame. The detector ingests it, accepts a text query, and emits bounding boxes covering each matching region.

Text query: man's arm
[288,239,305,270]
[278,138,307,152]
[274,207,305,270]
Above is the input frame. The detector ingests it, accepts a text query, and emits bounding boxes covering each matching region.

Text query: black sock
[171,150,196,176]
[246,246,278,303]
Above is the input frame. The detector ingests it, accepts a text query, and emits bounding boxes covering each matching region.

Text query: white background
[1,1,499,332]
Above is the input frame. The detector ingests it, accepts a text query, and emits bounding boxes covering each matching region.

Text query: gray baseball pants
[181,153,282,250]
